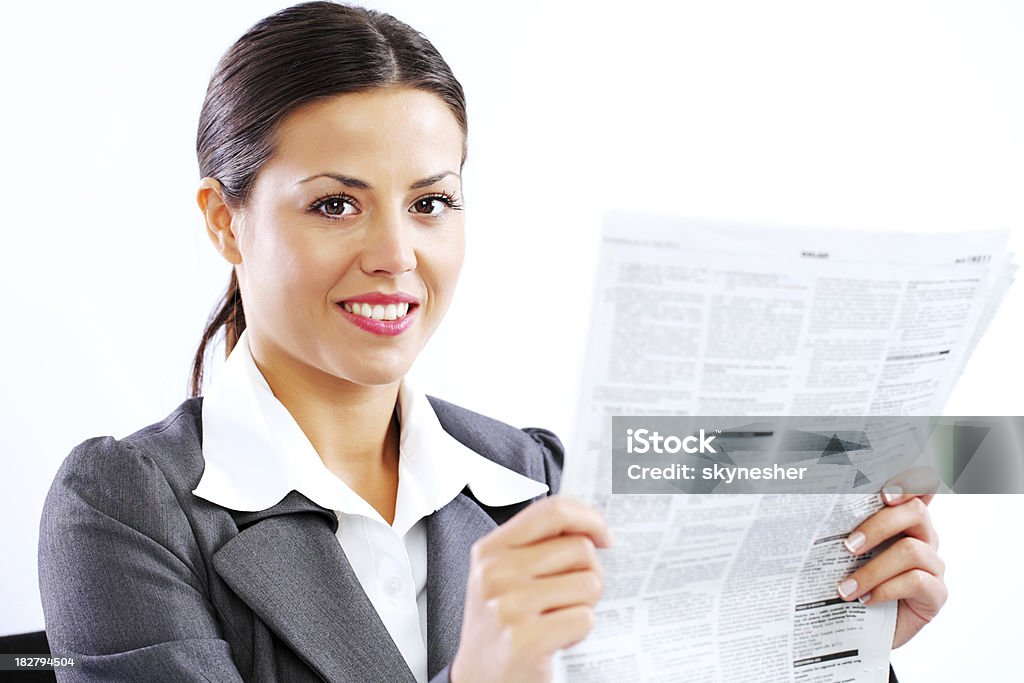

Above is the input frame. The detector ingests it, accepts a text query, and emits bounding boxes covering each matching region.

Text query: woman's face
[217,87,466,388]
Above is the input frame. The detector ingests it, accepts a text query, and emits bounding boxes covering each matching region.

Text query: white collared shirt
[193,329,548,682]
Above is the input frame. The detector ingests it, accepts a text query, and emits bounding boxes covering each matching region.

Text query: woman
[37,2,945,682]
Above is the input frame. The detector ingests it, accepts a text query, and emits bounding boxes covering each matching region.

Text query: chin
[323,357,412,388]
[309,333,422,387]
[343,370,407,388]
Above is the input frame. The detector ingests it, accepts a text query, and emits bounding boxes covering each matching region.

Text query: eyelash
[307,191,464,220]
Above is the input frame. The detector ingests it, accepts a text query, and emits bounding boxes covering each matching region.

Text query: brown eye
[412,197,443,215]
[311,194,358,219]
[411,193,461,216]
[322,198,346,215]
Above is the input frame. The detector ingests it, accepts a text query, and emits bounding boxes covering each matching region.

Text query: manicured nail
[844,531,866,554]
[881,484,904,504]
[858,592,872,604]
[837,578,858,599]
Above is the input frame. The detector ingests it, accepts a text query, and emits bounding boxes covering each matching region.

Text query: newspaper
[555,212,1017,682]
[555,494,894,682]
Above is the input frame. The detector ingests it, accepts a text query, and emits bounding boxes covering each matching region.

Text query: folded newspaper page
[556,212,1016,682]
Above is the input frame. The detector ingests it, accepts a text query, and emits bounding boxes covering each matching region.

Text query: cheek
[430,231,466,294]
[412,233,464,326]
[245,229,337,311]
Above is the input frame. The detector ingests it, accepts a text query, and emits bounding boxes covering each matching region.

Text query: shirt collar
[193,329,548,533]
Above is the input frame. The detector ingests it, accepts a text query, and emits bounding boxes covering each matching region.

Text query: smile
[335,299,419,336]
[341,301,412,321]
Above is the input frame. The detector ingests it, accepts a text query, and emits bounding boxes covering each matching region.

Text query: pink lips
[336,291,419,336]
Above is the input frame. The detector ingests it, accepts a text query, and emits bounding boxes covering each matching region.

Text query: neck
[248,334,401,524]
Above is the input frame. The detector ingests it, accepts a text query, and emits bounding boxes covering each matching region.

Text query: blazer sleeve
[38,436,245,682]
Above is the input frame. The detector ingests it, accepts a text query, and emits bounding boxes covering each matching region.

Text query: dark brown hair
[189,0,468,397]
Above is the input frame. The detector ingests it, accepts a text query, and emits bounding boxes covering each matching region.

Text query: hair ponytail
[189,271,246,397]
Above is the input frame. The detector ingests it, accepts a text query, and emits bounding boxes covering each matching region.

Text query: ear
[197,177,243,265]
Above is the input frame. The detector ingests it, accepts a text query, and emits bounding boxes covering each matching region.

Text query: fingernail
[844,531,866,554]
[858,592,872,604]
[881,484,904,504]
[837,578,858,599]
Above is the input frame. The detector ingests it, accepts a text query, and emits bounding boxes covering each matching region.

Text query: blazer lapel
[425,491,500,679]
[212,491,415,682]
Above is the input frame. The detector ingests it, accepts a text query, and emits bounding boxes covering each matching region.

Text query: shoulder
[426,395,565,495]
[38,400,232,662]
[53,397,206,485]
[41,398,209,532]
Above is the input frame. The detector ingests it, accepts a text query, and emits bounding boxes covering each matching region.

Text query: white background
[2,0,1021,679]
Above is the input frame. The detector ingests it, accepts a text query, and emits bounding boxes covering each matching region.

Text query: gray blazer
[38,396,563,682]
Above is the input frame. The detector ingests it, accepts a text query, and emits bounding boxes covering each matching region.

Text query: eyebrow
[296,171,460,190]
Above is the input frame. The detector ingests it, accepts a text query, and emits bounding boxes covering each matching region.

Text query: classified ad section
[553,494,895,682]
[791,496,896,682]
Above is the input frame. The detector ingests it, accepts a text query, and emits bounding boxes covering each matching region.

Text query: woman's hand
[451,495,612,683]
[836,469,948,648]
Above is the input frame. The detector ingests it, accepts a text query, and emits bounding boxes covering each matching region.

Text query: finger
[880,466,941,506]
[517,533,603,579]
[844,496,938,555]
[498,569,603,622]
[837,537,944,601]
[534,604,597,654]
[477,535,603,596]
[493,495,613,549]
[858,568,948,614]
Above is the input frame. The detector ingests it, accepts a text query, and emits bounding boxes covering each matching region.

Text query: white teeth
[343,300,414,320]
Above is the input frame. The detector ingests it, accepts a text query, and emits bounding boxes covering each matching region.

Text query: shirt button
[384,576,403,596]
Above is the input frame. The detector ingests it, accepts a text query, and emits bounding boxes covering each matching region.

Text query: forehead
[267,87,464,180]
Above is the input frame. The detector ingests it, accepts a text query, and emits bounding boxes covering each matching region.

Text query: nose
[359,208,417,277]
